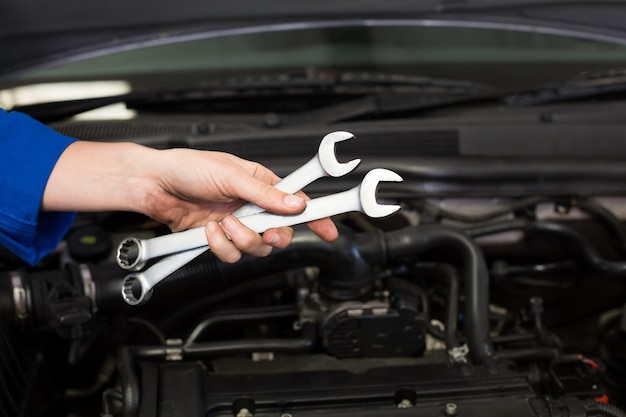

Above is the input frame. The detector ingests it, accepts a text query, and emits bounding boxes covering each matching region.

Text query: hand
[43,142,338,262]
[145,148,338,262]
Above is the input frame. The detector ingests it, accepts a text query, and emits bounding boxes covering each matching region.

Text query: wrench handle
[118,185,360,271]
[131,157,323,268]
[239,187,361,231]
[122,247,209,305]
[231,156,325,218]
[118,227,209,270]
[120,186,363,304]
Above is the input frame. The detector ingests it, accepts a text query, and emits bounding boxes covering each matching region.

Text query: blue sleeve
[0,109,78,265]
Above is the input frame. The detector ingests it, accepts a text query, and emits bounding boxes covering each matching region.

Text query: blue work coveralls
[0,109,77,265]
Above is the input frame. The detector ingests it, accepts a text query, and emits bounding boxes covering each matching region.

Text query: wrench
[121,168,402,305]
[232,130,360,217]
[117,130,360,271]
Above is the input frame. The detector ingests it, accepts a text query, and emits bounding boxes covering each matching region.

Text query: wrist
[110,142,174,217]
[132,146,175,218]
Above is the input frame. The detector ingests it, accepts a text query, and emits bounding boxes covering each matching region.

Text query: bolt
[281,414,293,417]
[444,402,458,416]
[397,399,414,409]
[264,113,282,128]
[236,408,253,417]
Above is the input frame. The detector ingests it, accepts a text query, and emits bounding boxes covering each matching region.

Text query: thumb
[239,180,306,214]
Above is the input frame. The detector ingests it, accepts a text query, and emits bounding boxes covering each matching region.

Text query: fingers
[306,217,339,242]
[201,155,341,263]
[206,216,296,263]
[205,221,242,263]
[261,188,307,215]
[206,217,338,264]
[262,219,337,246]
[233,175,307,215]
[261,226,295,249]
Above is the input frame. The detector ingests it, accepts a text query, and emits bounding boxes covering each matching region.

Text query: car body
[1,1,626,416]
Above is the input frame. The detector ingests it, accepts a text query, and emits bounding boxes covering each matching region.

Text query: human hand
[43,142,338,263]
[145,148,338,262]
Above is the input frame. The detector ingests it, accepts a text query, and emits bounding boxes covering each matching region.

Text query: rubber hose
[359,225,495,365]
[159,275,289,331]
[495,347,559,361]
[94,224,372,312]
[576,199,626,253]
[184,304,298,346]
[588,401,626,417]
[411,263,460,350]
[119,347,140,417]
[464,219,626,275]
[132,321,316,359]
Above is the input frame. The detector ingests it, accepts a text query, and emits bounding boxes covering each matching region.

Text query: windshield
[6,24,626,98]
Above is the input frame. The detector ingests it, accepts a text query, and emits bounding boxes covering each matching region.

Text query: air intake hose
[358,225,495,365]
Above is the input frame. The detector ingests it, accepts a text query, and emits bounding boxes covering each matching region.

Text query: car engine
[1,127,626,417]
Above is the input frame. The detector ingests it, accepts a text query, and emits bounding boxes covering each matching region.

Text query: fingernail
[267,233,280,245]
[220,217,235,239]
[206,221,217,233]
[284,194,304,208]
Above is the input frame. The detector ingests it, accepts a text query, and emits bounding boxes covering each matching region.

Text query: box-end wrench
[117,130,360,272]
[121,168,403,305]
[117,130,360,305]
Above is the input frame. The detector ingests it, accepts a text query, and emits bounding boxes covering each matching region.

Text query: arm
[0,109,77,265]
[43,141,338,263]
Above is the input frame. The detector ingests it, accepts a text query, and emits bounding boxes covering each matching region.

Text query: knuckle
[273,228,294,248]
[222,250,242,264]
[258,246,273,257]
[236,232,259,250]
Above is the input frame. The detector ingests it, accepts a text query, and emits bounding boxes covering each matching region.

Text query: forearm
[42,141,161,214]
[41,140,338,262]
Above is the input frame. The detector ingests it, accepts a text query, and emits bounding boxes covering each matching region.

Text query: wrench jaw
[117,237,145,271]
[231,131,360,219]
[121,273,153,306]
[318,131,361,177]
[359,168,403,218]
[116,135,399,306]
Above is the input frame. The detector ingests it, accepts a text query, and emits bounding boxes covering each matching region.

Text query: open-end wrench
[231,130,360,218]
[117,130,360,272]
[118,130,360,305]
[121,168,402,305]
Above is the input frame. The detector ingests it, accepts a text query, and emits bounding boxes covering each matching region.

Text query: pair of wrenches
[116,131,403,305]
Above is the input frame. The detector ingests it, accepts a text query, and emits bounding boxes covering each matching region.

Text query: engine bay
[1,126,626,417]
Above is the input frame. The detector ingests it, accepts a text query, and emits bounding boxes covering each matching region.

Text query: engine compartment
[2,190,626,417]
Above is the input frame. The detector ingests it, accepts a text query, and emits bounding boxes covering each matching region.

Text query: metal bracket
[448,344,469,364]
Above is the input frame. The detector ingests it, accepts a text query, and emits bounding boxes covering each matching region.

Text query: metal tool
[118,130,360,272]
[120,168,402,305]
[118,130,361,305]
[231,130,360,217]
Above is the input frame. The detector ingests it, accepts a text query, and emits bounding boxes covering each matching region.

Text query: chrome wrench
[118,131,360,305]
[117,130,360,272]
[120,168,402,305]
[232,130,360,217]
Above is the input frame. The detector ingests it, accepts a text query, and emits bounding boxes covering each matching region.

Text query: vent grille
[51,121,194,141]
[214,130,459,160]
[50,120,459,158]
[51,121,256,142]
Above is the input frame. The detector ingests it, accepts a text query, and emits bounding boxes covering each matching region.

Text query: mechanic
[0,108,338,266]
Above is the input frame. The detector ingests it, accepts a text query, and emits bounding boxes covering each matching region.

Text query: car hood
[4,0,626,81]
